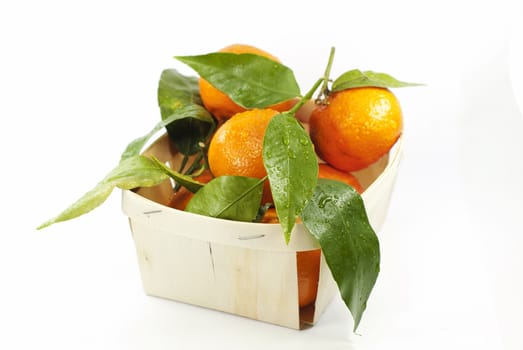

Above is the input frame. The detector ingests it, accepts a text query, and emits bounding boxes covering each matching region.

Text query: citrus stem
[215,176,268,218]
[287,47,336,113]
[185,152,205,175]
[288,77,323,115]
[321,46,336,95]
[174,152,204,192]
[178,155,189,173]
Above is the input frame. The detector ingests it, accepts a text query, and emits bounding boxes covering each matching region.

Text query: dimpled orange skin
[207,108,279,203]
[310,87,403,172]
[199,44,294,122]
[318,163,363,194]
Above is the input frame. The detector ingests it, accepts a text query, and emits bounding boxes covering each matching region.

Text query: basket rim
[121,134,402,250]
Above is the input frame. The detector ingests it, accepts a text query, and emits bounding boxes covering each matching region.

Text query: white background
[1,0,522,349]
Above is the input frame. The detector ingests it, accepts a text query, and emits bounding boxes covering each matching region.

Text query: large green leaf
[175,52,300,108]
[332,69,422,92]
[123,69,215,160]
[262,113,318,243]
[37,156,168,229]
[185,176,263,222]
[157,69,215,156]
[102,155,169,189]
[301,179,380,331]
[157,68,202,115]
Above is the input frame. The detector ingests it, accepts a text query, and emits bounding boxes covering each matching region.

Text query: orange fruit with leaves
[199,44,294,123]
[310,87,403,172]
[260,164,361,309]
[207,108,279,204]
[261,163,363,223]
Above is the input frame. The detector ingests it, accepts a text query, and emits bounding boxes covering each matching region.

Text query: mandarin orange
[309,87,403,172]
[207,108,279,204]
[199,44,294,122]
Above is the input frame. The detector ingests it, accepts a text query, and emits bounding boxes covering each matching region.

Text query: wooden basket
[121,133,403,329]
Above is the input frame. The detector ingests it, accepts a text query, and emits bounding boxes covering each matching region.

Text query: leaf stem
[316,46,336,104]
[288,78,323,115]
[178,155,189,173]
[287,47,336,114]
[186,152,204,175]
[322,47,336,91]
[174,152,204,192]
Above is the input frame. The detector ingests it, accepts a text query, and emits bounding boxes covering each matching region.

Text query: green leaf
[156,69,215,156]
[39,70,214,230]
[162,104,215,156]
[185,176,263,222]
[176,52,300,108]
[119,111,187,161]
[262,113,318,243]
[149,156,204,193]
[37,156,168,229]
[301,179,380,332]
[158,68,202,116]
[332,69,422,92]
[102,155,169,188]
[121,72,214,160]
